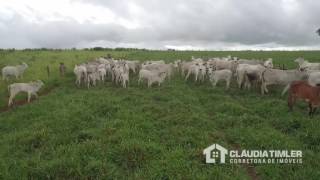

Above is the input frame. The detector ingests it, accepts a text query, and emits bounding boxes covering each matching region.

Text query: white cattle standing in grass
[295,58,320,71]
[213,59,238,72]
[85,63,98,74]
[2,62,28,80]
[118,64,129,88]
[236,64,265,89]
[120,70,129,88]
[138,69,167,87]
[180,61,194,76]
[111,61,130,87]
[208,69,232,89]
[261,69,308,95]
[142,63,174,80]
[8,80,44,106]
[126,60,139,74]
[235,58,273,89]
[74,64,87,86]
[87,72,100,88]
[98,67,107,82]
[185,63,205,82]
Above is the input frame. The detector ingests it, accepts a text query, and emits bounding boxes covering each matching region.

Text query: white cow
[261,69,308,95]
[208,69,232,89]
[142,63,174,80]
[138,69,167,87]
[74,64,87,86]
[185,63,205,82]
[181,61,195,76]
[213,59,238,72]
[235,58,273,89]
[236,64,265,89]
[87,72,100,88]
[8,80,44,106]
[126,60,139,74]
[295,58,320,71]
[98,67,107,82]
[2,62,29,80]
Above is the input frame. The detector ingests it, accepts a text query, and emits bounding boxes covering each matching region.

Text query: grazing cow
[288,81,320,117]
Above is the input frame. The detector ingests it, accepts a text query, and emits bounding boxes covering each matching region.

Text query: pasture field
[0,50,320,179]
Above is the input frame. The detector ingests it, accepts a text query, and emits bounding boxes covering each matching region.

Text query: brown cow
[288,81,320,117]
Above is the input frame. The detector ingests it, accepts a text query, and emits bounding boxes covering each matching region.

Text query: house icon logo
[203,144,228,164]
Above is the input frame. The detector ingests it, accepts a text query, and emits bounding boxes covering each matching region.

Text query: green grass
[0,50,320,179]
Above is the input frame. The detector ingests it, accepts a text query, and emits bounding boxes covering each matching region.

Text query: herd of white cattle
[1,55,320,107]
[73,56,320,95]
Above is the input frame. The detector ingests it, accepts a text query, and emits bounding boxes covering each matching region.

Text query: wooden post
[46,65,50,78]
[59,63,66,77]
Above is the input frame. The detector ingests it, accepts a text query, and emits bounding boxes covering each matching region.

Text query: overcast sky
[0,0,319,50]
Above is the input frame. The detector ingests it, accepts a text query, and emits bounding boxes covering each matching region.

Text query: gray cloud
[0,0,319,49]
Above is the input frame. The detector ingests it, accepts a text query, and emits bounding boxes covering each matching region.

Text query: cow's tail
[281,84,290,96]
